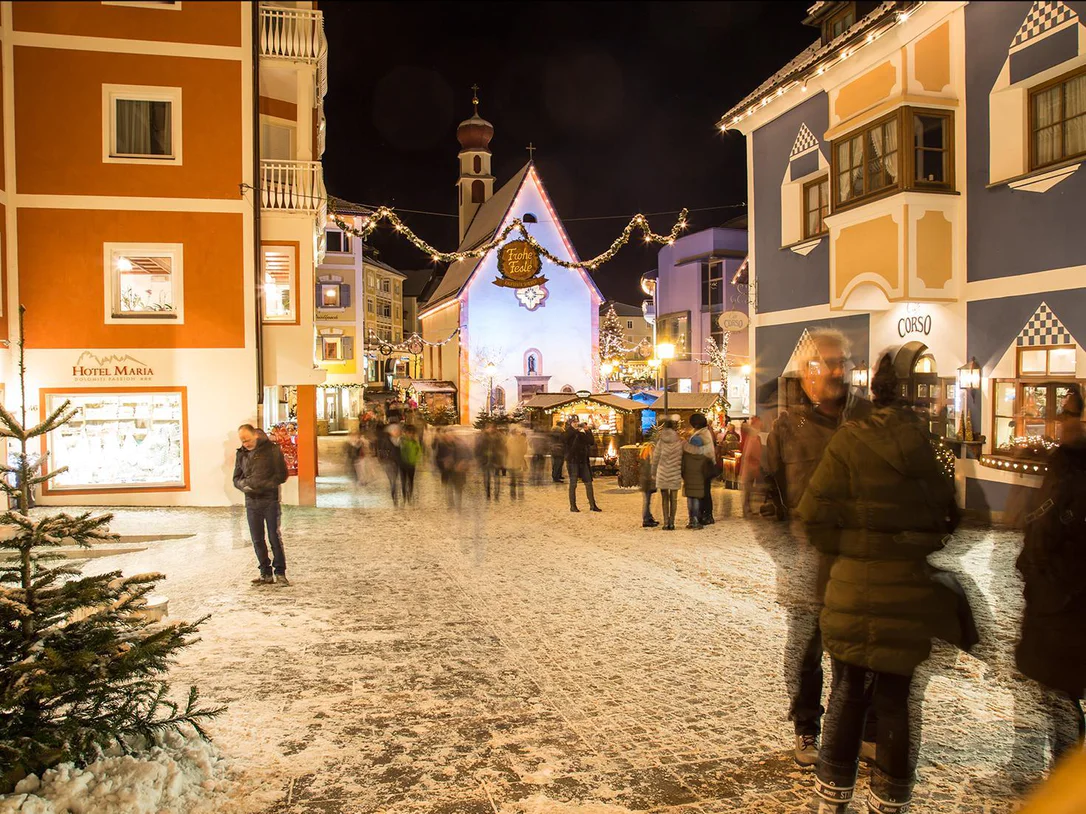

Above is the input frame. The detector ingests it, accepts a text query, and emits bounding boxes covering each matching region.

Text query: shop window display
[989,348,1082,463]
[45,391,185,490]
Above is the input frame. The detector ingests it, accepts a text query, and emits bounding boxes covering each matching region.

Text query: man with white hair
[764,327,872,766]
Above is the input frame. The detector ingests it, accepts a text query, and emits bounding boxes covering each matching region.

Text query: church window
[493,386,506,411]
[473,155,481,173]
[560,385,574,394]
[471,180,485,203]
[523,213,538,223]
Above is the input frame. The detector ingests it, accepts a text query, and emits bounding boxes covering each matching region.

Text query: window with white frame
[318,333,353,362]
[104,243,183,323]
[103,85,182,163]
[261,244,297,323]
[316,279,350,310]
[325,229,351,254]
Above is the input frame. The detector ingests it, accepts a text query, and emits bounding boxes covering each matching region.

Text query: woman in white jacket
[652,416,684,531]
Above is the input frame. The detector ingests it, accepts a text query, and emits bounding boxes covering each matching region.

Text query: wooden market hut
[644,392,723,427]
[522,393,644,449]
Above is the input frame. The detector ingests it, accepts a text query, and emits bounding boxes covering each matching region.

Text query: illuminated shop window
[44,390,186,492]
[262,244,297,323]
[105,243,183,324]
[317,280,350,310]
[991,347,1082,457]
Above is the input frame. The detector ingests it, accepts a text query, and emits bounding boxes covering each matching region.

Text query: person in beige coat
[505,425,529,500]
[652,416,683,530]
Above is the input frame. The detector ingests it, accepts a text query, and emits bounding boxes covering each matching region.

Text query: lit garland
[705,334,731,412]
[331,206,690,272]
[364,328,460,356]
[535,398,642,416]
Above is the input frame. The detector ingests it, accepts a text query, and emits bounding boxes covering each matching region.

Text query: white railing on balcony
[261,160,325,214]
[259,4,326,64]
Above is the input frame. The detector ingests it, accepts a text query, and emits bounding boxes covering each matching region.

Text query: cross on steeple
[471,84,480,113]
[526,142,536,160]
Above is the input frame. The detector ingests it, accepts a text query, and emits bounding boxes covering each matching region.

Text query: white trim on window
[102,84,183,165]
[103,242,184,325]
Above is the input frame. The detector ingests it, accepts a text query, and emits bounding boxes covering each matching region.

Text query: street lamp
[647,357,661,391]
[656,342,676,416]
[600,361,614,394]
[485,362,497,415]
[850,359,869,390]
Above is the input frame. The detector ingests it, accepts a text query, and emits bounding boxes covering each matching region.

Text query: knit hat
[689,413,708,429]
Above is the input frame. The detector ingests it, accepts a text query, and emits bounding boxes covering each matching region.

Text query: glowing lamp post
[850,359,869,391]
[600,361,614,394]
[656,342,676,416]
[485,362,497,416]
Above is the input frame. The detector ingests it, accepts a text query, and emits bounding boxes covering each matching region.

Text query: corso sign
[898,314,932,338]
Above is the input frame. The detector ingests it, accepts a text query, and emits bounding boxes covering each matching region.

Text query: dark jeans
[551,453,565,481]
[787,610,825,737]
[246,497,286,577]
[660,489,678,526]
[381,459,400,504]
[567,460,596,508]
[399,465,416,500]
[642,491,655,522]
[483,466,502,500]
[700,476,715,521]
[686,496,700,524]
[818,660,914,806]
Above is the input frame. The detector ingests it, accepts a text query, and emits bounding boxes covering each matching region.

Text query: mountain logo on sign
[73,352,154,378]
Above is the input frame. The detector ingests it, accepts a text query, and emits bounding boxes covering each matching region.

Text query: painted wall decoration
[1017,300,1075,345]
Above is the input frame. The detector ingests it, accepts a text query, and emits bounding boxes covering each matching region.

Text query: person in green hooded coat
[798,354,961,814]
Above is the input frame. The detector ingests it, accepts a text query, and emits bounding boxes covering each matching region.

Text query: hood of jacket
[847,406,935,478]
[656,427,682,449]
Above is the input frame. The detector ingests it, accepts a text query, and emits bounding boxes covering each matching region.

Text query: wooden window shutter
[343,336,354,360]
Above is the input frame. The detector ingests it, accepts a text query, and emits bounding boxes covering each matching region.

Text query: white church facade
[418,96,601,423]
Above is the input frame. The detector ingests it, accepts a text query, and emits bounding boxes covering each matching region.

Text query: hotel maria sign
[72,352,155,382]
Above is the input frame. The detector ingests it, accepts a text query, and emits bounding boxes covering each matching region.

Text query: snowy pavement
[50,455,1048,814]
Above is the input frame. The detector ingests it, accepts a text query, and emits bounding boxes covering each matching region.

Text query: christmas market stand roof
[522,393,644,413]
[643,393,720,411]
[409,380,457,394]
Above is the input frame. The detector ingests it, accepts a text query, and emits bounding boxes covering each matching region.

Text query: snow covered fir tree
[598,303,626,366]
[0,308,221,792]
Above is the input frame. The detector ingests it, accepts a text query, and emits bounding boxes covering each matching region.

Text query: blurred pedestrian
[476,423,506,502]
[652,416,683,531]
[764,327,872,766]
[436,427,471,510]
[638,442,659,528]
[398,424,422,504]
[233,423,290,586]
[798,355,961,814]
[550,421,567,483]
[375,420,403,506]
[688,413,718,526]
[346,429,365,485]
[1015,386,1086,767]
[506,424,529,500]
[740,416,765,517]
[563,416,601,512]
[529,428,548,486]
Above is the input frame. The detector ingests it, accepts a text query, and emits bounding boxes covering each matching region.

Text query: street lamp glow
[484,362,497,376]
[600,362,614,376]
[740,364,752,376]
[656,343,676,361]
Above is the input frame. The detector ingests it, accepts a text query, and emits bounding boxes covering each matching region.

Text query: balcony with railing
[261,160,325,214]
[259,3,328,99]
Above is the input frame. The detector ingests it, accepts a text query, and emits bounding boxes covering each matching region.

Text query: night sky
[321,1,816,305]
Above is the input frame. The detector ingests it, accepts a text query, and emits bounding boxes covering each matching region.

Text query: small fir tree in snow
[0,307,222,792]
[598,304,626,367]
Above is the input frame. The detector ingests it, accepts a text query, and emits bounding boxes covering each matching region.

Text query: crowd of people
[236,325,1084,813]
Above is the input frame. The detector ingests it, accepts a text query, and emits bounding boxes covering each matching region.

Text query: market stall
[522,392,644,473]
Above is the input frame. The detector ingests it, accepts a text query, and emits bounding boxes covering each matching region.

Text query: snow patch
[498,796,634,814]
[0,725,232,814]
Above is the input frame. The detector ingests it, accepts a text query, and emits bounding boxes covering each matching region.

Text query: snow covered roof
[328,196,373,217]
[410,380,457,393]
[644,393,720,411]
[522,393,644,413]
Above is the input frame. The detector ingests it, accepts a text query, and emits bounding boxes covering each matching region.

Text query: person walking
[652,416,683,530]
[1015,386,1086,767]
[638,442,659,528]
[506,425,529,500]
[476,423,505,502]
[233,423,290,586]
[529,428,547,486]
[563,416,601,512]
[682,426,712,530]
[436,427,471,510]
[798,355,961,814]
[550,421,567,483]
[688,413,718,525]
[375,420,403,506]
[763,327,872,766]
[740,416,765,517]
[398,424,422,503]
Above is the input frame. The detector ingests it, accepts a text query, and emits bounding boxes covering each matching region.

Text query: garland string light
[364,327,460,355]
[332,207,690,272]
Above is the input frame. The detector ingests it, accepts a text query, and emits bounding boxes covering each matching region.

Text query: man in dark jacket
[563,416,601,512]
[761,328,872,767]
[550,422,567,483]
[233,423,290,586]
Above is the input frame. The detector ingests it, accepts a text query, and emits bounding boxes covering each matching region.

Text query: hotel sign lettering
[897,314,932,338]
[495,240,548,289]
[72,352,154,382]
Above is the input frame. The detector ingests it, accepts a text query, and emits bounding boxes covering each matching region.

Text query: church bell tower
[456,85,495,242]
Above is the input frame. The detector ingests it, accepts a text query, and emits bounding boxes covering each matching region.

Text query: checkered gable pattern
[1012,0,1078,49]
[1017,301,1075,346]
[790,123,819,158]
[785,329,817,374]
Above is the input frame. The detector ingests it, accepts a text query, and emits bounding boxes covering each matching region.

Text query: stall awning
[410,380,457,394]
[644,393,720,411]
[522,393,644,413]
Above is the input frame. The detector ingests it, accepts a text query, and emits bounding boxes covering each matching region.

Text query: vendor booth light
[600,362,614,376]
[850,360,869,389]
[957,357,981,390]
[647,358,661,370]
[656,343,676,361]
[740,364,752,376]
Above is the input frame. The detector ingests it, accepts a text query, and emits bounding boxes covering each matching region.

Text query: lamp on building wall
[647,357,661,391]
[485,362,497,415]
[957,357,981,391]
[850,360,869,390]
[656,343,676,415]
[600,361,614,395]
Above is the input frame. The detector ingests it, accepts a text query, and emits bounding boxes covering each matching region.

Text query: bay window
[1030,67,1086,170]
[991,346,1082,459]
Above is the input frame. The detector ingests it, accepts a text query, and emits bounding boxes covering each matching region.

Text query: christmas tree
[0,307,222,792]
[599,304,626,368]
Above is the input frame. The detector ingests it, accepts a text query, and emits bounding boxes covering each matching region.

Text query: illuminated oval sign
[575,389,591,399]
[717,310,749,332]
[898,314,932,338]
[495,240,548,289]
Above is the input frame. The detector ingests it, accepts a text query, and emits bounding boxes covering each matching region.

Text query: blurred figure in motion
[563,415,601,512]
[375,419,403,506]
[345,429,367,487]
[398,424,422,504]
[435,427,471,510]
[799,355,962,814]
[476,423,506,502]
[740,415,765,517]
[506,424,528,500]
[652,415,683,531]
[1015,386,1086,768]
[638,440,658,528]
[764,328,872,767]
[529,428,548,486]
[550,420,567,483]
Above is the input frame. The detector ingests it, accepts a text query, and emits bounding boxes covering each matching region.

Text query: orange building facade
[0,1,329,506]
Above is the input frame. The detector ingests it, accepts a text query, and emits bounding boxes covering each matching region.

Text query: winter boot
[867,792,910,813]
[251,575,274,585]
[274,574,291,587]
[868,768,912,814]
[643,518,660,528]
[794,733,819,767]
[813,775,854,810]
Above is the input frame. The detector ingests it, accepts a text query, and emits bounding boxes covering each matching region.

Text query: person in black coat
[550,421,567,482]
[562,416,600,512]
[1016,387,1086,762]
[233,424,290,585]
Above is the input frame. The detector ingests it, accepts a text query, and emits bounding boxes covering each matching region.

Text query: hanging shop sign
[71,351,154,383]
[495,240,548,289]
[898,314,932,338]
[717,311,749,332]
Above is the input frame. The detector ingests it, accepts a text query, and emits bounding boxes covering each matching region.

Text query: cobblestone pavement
[75,455,1049,813]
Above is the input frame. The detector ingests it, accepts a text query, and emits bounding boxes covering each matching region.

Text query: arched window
[524,348,542,375]
[560,385,574,394]
[471,180,485,203]
[493,386,506,410]
[473,155,481,173]
[523,213,538,223]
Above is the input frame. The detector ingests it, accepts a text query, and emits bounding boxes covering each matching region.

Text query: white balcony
[261,160,325,214]
[259,3,328,98]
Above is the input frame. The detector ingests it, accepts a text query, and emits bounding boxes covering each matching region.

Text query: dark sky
[321,1,816,305]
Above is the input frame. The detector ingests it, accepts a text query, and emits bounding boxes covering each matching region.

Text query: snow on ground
[1,443,1048,813]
